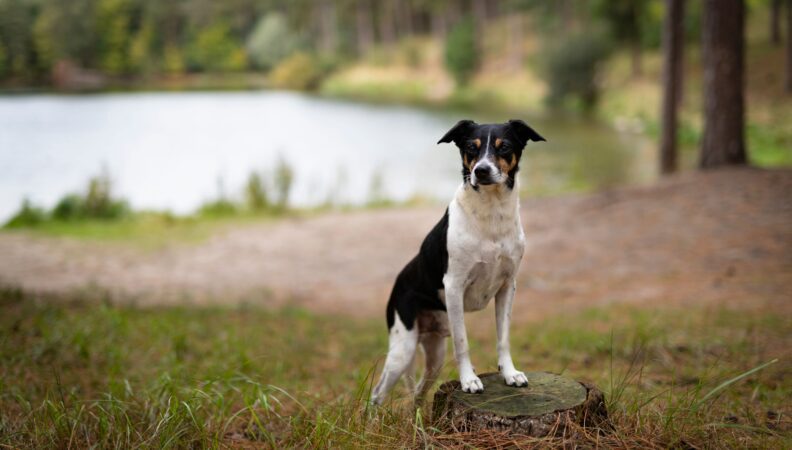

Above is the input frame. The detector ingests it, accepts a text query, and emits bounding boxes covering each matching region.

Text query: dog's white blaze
[471,131,507,186]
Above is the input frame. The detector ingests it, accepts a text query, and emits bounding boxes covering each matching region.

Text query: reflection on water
[0,91,654,221]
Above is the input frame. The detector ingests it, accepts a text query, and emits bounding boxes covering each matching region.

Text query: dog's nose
[474,166,490,179]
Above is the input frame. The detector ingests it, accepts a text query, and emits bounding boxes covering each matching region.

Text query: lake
[0,91,655,222]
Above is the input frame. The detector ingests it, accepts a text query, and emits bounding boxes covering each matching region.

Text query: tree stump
[432,372,608,438]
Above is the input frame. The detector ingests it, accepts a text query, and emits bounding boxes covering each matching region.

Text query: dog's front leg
[495,279,528,387]
[443,276,484,393]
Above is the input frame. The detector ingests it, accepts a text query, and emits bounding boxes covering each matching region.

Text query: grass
[0,286,788,448]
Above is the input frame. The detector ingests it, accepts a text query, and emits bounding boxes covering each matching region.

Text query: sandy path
[1,168,790,320]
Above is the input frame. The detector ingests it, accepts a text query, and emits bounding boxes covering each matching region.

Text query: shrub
[52,171,128,221]
[245,13,301,71]
[197,199,238,218]
[272,157,294,210]
[444,17,479,86]
[52,194,84,220]
[187,22,247,72]
[269,52,322,91]
[543,31,611,111]
[4,199,46,228]
[245,171,270,212]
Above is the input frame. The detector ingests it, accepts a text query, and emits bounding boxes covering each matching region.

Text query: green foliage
[269,52,323,91]
[245,171,270,211]
[197,199,238,218]
[51,172,128,221]
[162,44,185,75]
[444,17,479,86]
[52,194,85,221]
[187,23,247,72]
[272,157,294,210]
[96,0,132,75]
[4,199,45,228]
[543,31,611,111]
[245,13,301,71]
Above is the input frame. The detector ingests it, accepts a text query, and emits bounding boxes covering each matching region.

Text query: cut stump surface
[432,372,608,438]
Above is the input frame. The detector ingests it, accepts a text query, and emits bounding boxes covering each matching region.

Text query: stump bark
[432,372,608,437]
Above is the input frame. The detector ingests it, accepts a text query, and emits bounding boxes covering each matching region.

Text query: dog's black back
[385,210,449,330]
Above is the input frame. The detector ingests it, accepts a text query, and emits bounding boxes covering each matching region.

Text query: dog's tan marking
[497,153,517,173]
[495,138,502,148]
[473,139,481,149]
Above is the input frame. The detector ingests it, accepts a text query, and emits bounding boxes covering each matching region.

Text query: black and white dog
[371,119,546,405]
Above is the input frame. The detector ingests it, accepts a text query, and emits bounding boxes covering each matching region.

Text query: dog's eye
[497,143,512,154]
[465,142,479,154]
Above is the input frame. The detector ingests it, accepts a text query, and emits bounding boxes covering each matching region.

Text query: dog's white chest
[445,186,525,312]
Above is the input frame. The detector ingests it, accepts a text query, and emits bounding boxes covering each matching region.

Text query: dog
[370,119,546,405]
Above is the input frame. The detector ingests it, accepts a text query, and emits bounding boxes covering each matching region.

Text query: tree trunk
[660,0,685,175]
[356,0,374,55]
[700,0,747,168]
[432,372,609,437]
[771,0,782,46]
[317,0,338,54]
[787,0,792,92]
[378,0,396,46]
[472,0,488,33]
[507,13,524,70]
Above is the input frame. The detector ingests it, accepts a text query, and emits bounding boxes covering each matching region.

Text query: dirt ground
[1,167,790,322]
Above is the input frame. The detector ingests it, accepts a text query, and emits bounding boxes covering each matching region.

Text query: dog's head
[438,119,545,189]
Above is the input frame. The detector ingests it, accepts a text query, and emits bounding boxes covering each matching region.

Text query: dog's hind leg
[371,312,418,405]
[413,333,446,406]
[402,350,417,393]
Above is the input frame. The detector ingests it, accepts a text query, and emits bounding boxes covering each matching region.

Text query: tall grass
[0,287,788,448]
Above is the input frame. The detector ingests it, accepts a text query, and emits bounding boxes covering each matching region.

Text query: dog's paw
[502,370,528,387]
[460,374,484,393]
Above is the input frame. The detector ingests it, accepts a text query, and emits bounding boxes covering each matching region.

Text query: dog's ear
[508,119,546,146]
[437,120,477,145]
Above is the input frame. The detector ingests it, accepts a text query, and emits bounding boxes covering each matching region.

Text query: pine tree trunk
[771,0,782,46]
[507,13,524,70]
[631,43,643,78]
[317,0,337,54]
[786,0,792,92]
[356,0,374,55]
[700,0,747,168]
[660,0,685,174]
[378,0,396,47]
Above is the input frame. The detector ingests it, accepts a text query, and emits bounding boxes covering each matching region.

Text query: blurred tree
[246,13,301,71]
[188,22,246,72]
[97,0,131,75]
[316,0,338,54]
[128,21,154,74]
[594,0,651,78]
[32,0,98,69]
[786,0,792,92]
[355,0,374,55]
[770,0,781,46]
[245,171,270,211]
[660,0,685,175]
[544,31,611,111]
[163,44,185,75]
[273,157,294,210]
[444,16,479,86]
[0,0,37,78]
[700,0,747,168]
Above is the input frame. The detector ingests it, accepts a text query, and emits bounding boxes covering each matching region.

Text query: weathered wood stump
[432,372,608,437]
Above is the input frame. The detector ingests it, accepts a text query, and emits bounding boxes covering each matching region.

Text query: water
[0,91,654,222]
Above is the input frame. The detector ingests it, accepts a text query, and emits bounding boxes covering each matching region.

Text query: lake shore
[2,167,789,321]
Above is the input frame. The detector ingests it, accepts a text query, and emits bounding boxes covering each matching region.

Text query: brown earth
[1,167,790,321]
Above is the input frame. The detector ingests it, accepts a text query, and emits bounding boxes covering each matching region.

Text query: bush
[52,171,128,221]
[444,17,479,86]
[245,13,301,71]
[187,23,247,72]
[4,199,46,228]
[52,194,84,220]
[543,31,611,111]
[272,157,294,210]
[245,171,270,212]
[269,52,323,91]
